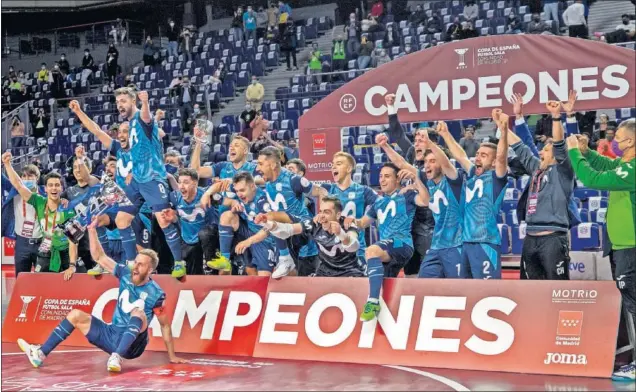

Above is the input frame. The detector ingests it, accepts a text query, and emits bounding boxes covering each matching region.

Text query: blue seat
[574,187,601,201]
[511,224,525,255]
[590,208,607,224]
[578,208,590,223]
[498,224,511,254]
[570,223,601,251]
[584,196,608,212]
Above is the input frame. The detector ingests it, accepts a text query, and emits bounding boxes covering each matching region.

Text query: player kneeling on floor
[17,220,186,372]
[259,195,364,277]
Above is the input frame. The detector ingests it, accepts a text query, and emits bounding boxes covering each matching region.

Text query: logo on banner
[555,310,583,347]
[312,133,327,156]
[16,296,36,322]
[340,94,357,113]
[454,48,469,69]
[551,289,598,304]
[544,352,588,366]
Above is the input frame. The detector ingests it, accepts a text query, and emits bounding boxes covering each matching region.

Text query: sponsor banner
[298,127,343,182]
[3,237,15,264]
[3,274,621,378]
[299,35,635,129]
[253,278,620,378]
[2,274,269,357]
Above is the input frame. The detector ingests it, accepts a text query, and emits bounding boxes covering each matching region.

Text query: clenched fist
[69,100,81,113]
[137,90,149,103]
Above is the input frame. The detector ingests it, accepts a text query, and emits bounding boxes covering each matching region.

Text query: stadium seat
[498,224,511,254]
[570,223,601,251]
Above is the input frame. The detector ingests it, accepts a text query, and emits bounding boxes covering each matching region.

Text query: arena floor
[1,269,633,391]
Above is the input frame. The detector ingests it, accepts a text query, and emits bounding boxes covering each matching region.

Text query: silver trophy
[57,174,132,244]
[194,119,212,145]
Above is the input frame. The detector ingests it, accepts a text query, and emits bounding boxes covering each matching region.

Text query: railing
[2,19,146,59]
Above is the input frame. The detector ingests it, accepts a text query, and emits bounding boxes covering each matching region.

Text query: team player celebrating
[440,109,510,279]
[353,161,430,321]
[17,220,186,372]
[260,195,364,277]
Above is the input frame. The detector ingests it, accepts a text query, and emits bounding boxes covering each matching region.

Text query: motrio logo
[91,289,518,355]
[362,64,630,117]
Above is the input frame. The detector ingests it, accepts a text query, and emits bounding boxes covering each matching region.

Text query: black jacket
[167,25,179,41]
[171,83,197,106]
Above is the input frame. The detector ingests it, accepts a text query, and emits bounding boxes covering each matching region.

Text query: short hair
[320,195,342,213]
[114,87,136,100]
[381,162,400,175]
[177,168,198,181]
[258,146,282,165]
[74,157,92,172]
[233,171,255,184]
[21,164,40,179]
[138,248,159,271]
[165,150,182,164]
[618,118,635,135]
[287,158,306,175]
[622,14,629,18]
[480,142,498,152]
[104,155,117,165]
[108,123,120,133]
[333,152,355,169]
[231,135,250,149]
[44,171,62,185]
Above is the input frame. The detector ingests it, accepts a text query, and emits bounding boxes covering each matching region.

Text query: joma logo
[543,352,587,365]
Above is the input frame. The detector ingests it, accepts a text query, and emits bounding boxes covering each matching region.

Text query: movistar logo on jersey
[118,289,145,313]
[377,199,397,224]
[117,159,133,178]
[342,200,357,218]
[318,241,346,257]
[266,192,288,211]
[466,179,484,203]
[429,189,449,215]
[178,207,206,222]
[129,125,139,148]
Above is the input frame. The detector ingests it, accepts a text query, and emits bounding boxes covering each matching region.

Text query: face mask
[23,180,37,190]
[623,20,629,25]
[611,140,624,157]
[165,164,179,174]
[61,56,65,60]
[380,51,386,56]
[19,74,23,78]
[194,108,200,114]
[85,52,89,56]
[534,17,540,22]
[170,23,175,27]
[252,79,257,84]
[245,104,252,110]
[41,66,46,70]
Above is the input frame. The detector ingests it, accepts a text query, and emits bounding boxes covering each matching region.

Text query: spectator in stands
[58,54,70,77]
[143,36,158,66]
[535,113,553,149]
[426,13,442,34]
[81,49,95,83]
[17,85,32,104]
[409,5,426,26]
[383,23,399,48]
[506,10,523,34]
[373,47,391,67]
[181,27,194,61]
[17,70,27,86]
[282,139,299,161]
[370,0,384,19]
[357,36,374,69]
[244,6,258,42]
[332,35,347,71]
[543,0,560,33]
[171,76,197,134]
[37,63,49,83]
[109,18,127,45]
[246,76,265,112]
[49,64,66,101]
[9,74,21,91]
[281,20,298,71]
[33,108,49,139]
[267,2,279,29]
[596,127,617,159]
[7,66,15,78]
[10,115,25,137]
[596,27,636,44]
[278,1,292,31]
[463,0,479,23]
[106,44,119,83]
[231,6,244,42]
[459,127,480,158]
[617,14,636,33]
[308,43,323,83]
[527,12,550,34]
[567,119,635,382]
[166,19,180,58]
[563,0,587,38]
[345,13,361,58]
[589,113,609,149]
[256,6,268,39]
[446,16,463,41]
[459,21,479,39]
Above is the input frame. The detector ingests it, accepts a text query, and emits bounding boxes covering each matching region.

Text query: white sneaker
[107,353,122,372]
[87,264,105,276]
[17,338,45,368]
[272,255,296,279]
[612,361,635,381]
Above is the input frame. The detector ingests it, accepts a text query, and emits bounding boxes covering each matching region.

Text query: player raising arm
[16,220,186,373]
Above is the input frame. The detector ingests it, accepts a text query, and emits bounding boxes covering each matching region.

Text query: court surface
[1,271,634,391]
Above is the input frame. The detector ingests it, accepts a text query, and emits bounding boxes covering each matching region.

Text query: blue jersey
[169,187,209,245]
[419,171,464,250]
[265,169,317,256]
[238,188,274,246]
[462,167,508,245]
[110,141,132,189]
[127,111,166,183]
[367,190,418,248]
[212,161,259,214]
[111,264,165,329]
[321,182,377,255]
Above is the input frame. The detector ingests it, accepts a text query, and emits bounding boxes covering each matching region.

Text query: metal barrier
[3,19,146,59]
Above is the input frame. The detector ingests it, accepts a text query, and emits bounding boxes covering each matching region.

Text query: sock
[115,316,143,356]
[219,225,234,260]
[96,226,108,245]
[367,257,384,301]
[41,319,75,356]
[276,238,290,259]
[119,226,138,261]
[162,223,183,262]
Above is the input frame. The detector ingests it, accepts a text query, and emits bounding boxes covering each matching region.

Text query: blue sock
[276,238,290,257]
[41,319,75,356]
[115,316,143,356]
[219,225,234,260]
[162,223,183,262]
[96,226,108,245]
[119,226,138,261]
[367,257,384,301]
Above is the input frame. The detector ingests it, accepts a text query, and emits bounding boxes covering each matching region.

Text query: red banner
[299,35,636,129]
[298,127,343,182]
[3,237,15,256]
[2,274,621,378]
